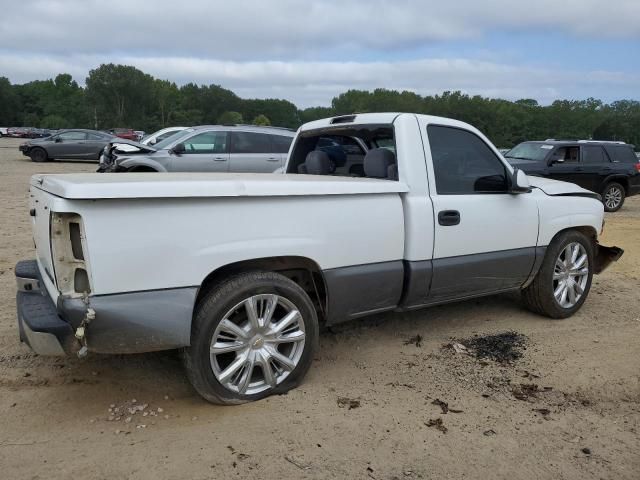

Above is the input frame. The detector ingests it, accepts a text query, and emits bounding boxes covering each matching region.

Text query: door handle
[438,210,460,226]
[213,157,227,161]
[267,157,279,162]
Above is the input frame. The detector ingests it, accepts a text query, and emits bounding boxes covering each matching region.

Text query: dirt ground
[0,137,638,479]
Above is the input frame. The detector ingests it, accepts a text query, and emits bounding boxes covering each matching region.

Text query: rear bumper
[628,184,640,197]
[15,260,77,356]
[16,259,197,356]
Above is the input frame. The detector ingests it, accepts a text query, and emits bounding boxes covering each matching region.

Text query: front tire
[30,148,48,163]
[602,182,625,212]
[522,230,594,319]
[184,271,319,404]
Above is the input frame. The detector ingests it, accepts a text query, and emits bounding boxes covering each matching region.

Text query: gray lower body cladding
[17,248,548,354]
[61,288,197,354]
[323,247,544,324]
[16,260,197,355]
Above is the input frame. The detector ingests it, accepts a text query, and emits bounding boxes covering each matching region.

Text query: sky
[0,0,639,107]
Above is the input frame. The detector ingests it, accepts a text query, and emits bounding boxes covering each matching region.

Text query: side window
[87,133,104,140]
[427,125,508,194]
[582,145,607,164]
[552,146,579,163]
[231,132,272,154]
[157,131,178,142]
[270,135,293,154]
[58,131,87,141]
[182,132,227,154]
[605,145,637,163]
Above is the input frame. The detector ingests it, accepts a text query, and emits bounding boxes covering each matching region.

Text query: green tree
[86,64,155,129]
[217,111,243,124]
[252,114,271,126]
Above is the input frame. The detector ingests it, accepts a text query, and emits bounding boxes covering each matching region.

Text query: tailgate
[29,184,57,290]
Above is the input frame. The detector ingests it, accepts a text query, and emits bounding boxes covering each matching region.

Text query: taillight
[51,213,91,296]
[635,163,640,173]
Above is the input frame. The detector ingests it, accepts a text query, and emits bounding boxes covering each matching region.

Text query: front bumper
[18,144,30,155]
[594,243,624,274]
[15,260,77,356]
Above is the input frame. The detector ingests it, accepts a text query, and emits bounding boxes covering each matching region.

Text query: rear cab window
[287,124,397,179]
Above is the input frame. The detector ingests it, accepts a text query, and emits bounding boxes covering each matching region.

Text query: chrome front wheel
[553,242,589,309]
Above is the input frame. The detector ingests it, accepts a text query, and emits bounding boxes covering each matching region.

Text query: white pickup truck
[16,113,622,404]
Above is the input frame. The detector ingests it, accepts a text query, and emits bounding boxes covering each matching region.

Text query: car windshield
[153,128,195,150]
[505,143,552,161]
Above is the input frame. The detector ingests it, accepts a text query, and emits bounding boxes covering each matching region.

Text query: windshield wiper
[505,156,534,161]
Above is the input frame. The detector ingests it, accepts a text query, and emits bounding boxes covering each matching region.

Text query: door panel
[230,132,281,172]
[423,124,539,301]
[170,131,229,172]
[430,247,537,300]
[430,194,539,299]
[48,131,88,158]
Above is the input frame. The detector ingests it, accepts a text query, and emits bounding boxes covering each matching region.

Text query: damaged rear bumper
[15,260,78,356]
[594,243,624,274]
[16,259,197,356]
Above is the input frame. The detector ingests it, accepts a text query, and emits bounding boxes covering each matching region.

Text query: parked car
[101,125,295,173]
[19,129,114,162]
[0,127,8,137]
[7,127,30,138]
[109,128,138,140]
[15,113,622,404]
[140,126,188,146]
[505,140,640,212]
[134,130,146,141]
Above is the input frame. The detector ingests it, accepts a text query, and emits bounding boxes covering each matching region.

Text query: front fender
[118,157,167,172]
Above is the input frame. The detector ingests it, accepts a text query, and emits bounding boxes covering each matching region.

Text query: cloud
[1,0,639,58]
[1,53,638,107]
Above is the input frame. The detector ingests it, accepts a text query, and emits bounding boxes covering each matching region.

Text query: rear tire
[30,148,48,163]
[522,230,594,319]
[183,271,319,404]
[602,182,625,212]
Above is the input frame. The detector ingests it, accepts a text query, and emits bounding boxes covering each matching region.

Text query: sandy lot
[0,137,638,479]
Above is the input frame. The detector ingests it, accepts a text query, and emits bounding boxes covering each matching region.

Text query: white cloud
[1,53,638,107]
[0,0,639,58]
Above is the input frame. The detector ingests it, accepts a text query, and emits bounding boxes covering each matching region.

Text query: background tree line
[0,63,639,148]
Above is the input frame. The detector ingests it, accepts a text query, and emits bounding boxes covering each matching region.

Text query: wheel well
[196,256,328,323]
[553,226,598,244]
[604,177,629,194]
[127,166,157,172]
[30,147,46,155]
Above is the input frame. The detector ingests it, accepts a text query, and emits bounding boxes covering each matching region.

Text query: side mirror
[54,137,62,143]
[171,143,185,155]
[510,168,531,193]
[549,157,564,165]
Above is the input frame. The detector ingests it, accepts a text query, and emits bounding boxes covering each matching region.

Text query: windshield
[153,128,195,150]
[505,143,553,161]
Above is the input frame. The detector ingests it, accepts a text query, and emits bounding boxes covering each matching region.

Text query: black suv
[505,140,640,211]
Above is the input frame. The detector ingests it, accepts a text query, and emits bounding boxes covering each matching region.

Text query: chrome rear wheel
[210,294,306,395]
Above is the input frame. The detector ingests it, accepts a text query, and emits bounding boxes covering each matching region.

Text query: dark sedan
[19,129,114,162]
